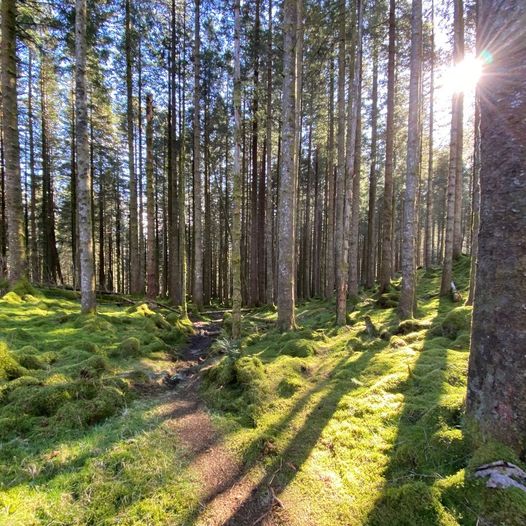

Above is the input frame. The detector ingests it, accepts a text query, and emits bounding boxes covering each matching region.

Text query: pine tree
[75,0,96,313]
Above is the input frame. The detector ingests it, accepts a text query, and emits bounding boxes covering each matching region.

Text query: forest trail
[166,313,276,526]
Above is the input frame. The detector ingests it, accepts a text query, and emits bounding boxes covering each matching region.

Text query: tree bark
[345,0,363,303]
[75,0,96,313]
[1,0,27,284]
[334,0,347,325]
[325,56,336,299]
[379,0,396,293]
[264,0,274,305]
[277,0,299,331]
[145,94,157,299]
[126,0,140,295]
[452,0,465,259]
[192,0,203,309]
[424,1,435,269]
[441,0,464,294]
[466,0,526,451]
[365,45,378,289]
[398,0,423,319]
[466,98,480,306]
[232,0,242,338]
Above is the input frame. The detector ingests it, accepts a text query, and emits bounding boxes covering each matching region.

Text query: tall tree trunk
[465,97,480,306]
[452,0,465,259]
[466,0,526,451]
[231,0,242,338]
[441,0,464,295]
[343,0,362,306]
[379,0,396,293]
[75,0,96,313]
[398,0,423,319]
[424,0,435,270]
[1,0,27,284]
[192,0,203,309]
[249,0,260,307]
[325,56,335,299]
[334,0,347,325]
[365,45,379,289]
[28,49,39,283]
[145,94,157,299]
[264,0,274,305]
[178,4,188,316]
[277,0,299,331]
[126,0,140,295]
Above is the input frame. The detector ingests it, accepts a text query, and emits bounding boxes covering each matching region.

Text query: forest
[0,0,525,524]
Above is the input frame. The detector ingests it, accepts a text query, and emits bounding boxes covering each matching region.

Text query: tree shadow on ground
[186,346,382,525]
[365,297,471,525]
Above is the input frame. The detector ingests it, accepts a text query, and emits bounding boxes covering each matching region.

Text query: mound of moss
[394,318,432,335]
[113,337,142,357]
[440,306,472,339]
[0,342,27,380]
[369,482,457,526]
[202,355,268,424]
[376,290,400,309]
[281,338,318,358]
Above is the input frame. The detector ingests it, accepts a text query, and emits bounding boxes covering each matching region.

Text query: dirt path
[164,313,278,526]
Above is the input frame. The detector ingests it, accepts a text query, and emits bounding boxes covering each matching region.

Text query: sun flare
[441,54,483,95]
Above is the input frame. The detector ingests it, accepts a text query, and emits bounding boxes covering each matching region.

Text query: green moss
[395,318,432,335]
[1,291,22,304]
[369,482,457,526]
[114,337,141,357]
[281,338,318,357]
[346,336,365,351]
[440,306,472,339]
[10,278,37,297]
[127,302,155,316]
[222,311,233,335]
[53,385,127,428]
[16,351,46,370]
[389,335,407,348]
[0,341,27,380]
[143,336,168,354]
[376,290,400,309]
[202,355,268,425]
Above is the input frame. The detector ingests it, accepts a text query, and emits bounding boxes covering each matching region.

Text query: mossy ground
[201,256,526,525]
[0,290,196,525]
[2,256,525,525]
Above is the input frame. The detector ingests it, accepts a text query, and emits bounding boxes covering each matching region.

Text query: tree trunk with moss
[75,0,96,313]
[1,0,27,285]
[466,0,526,451]
[398,0,422,319]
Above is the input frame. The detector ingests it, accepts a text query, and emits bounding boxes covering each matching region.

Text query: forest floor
[1,258,526,525]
